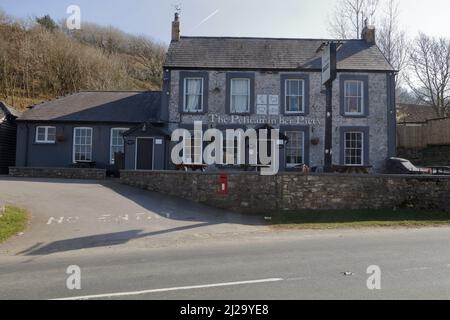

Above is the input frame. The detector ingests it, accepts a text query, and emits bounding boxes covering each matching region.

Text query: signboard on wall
[269,105,279,115]
[257,95,267,105]
[257,105,267,115]
[269,95,279,105]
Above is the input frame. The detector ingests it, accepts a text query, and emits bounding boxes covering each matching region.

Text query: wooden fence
[397,117,450,149]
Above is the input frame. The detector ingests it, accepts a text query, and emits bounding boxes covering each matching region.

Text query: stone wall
[167,70,392,172]
[9,167,106,180]
[120,170,450,214]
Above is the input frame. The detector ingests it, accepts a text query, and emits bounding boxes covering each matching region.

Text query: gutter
[163,66,397,74]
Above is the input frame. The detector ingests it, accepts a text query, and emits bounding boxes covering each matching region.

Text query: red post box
[219,174,228,194]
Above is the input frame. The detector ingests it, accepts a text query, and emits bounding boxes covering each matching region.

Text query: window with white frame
[35,126,56,143]
[184,78,203,112]
[344,131,364,165]
[344,80,364,115]
[110,128,128,164]
[285,79,305,113]
[73,127,93,162]
[285,131,304,167]
[230,79,250,113]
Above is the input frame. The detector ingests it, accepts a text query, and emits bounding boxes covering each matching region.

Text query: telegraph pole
[321,42,337,173]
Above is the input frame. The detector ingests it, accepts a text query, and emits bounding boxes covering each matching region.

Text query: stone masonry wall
[167,70,390,172]
[9,167,106,180]
[120,170,450,214]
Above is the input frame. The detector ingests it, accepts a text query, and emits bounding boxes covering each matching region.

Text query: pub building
[15,14,396,174]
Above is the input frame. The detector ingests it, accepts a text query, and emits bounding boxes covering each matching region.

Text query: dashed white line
[52,278,284,300]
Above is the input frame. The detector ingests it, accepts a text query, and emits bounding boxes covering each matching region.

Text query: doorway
[135,138,154,170]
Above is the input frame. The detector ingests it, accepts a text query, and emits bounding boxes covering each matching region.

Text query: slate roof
[397,104,438,123]
[123,122,172,137]
[165,37,395,71]
[18,91,162,123]
[0,101,22,119]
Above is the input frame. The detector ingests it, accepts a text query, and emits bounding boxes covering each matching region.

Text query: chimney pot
[172,13,180,42]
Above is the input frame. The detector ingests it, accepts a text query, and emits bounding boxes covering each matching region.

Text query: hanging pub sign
[322,42,337,85]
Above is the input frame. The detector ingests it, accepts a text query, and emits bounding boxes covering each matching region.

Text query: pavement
[1,176,450,300]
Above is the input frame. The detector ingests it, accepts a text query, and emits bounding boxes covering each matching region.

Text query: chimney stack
[172,12,180,42]
[361,19,376,45]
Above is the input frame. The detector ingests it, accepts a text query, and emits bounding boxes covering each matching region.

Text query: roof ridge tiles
[179,36,360,42]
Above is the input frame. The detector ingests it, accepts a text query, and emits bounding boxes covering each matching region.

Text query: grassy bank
[268,209,450,230]
[0,206,28,243]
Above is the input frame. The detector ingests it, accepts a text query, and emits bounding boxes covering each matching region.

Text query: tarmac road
[1,177,450,300]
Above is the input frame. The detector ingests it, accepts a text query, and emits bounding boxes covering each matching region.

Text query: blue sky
[2,0,449,44]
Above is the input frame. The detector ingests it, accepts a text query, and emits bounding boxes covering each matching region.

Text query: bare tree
[407,33,450,117]
[377,0,409,86]
[0,12,166,110]
[328,0,380,39]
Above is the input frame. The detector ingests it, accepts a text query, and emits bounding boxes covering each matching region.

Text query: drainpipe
[24,123,29,167]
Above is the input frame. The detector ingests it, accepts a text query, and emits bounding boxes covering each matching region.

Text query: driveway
[0,177,267,256]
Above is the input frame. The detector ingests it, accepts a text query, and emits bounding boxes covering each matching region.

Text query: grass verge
[268,209,450,230]
[0,206,28,243]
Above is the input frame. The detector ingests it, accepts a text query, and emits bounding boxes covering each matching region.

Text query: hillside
[0,11,167,111]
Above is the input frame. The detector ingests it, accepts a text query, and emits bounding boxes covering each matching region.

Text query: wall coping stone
[9,167,106,180]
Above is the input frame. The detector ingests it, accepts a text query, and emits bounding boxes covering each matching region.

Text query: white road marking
[52,278,284,300]
[285,277,310,282]
[47,217,65,225]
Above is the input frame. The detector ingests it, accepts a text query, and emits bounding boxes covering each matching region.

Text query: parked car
[386,157,432,175]
[428,166,450,175]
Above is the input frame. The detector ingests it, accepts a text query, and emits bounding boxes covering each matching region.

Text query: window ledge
[342,113,367,118]
[181,111,206,115]
[229,112,252,116]
[284,112,307,116]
